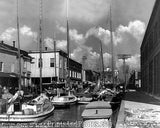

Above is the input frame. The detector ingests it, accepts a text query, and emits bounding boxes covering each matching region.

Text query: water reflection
[47,104,85,121]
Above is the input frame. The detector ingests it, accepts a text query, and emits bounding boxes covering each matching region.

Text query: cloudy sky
[0,0,156,72]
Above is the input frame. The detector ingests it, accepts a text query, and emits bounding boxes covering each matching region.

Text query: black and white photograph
[0,0,159,128]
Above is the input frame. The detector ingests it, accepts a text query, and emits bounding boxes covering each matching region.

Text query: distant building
[141,0,160,96]
[82,70,99,82]
[29,50,82,88]
[0,41,32,92]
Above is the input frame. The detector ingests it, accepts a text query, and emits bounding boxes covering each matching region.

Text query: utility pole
[118,54,131,93]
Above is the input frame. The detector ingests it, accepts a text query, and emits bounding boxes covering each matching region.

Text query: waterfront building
[0,41,32,93]
[82,70,99,83]
[141,0,160,95]
[29,50,82,88]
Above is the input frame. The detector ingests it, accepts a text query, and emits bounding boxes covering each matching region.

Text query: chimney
[1,40,4,44]
[13,41,16,47]
[45,47,47,51]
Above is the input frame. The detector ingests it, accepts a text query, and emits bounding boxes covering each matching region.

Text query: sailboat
[0,0,54,123]
[50,0,77,108]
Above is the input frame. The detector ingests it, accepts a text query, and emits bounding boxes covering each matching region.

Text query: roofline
[0,41,32,60]
[28,49,66,54]
[28,50,82,66]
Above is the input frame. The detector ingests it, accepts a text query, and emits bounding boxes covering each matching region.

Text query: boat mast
[66,0,70,88]
[53,34,57,82]
[39,0,43,93]
[109,4,115,86]
[16,0,21,91]
[100,40,105,85]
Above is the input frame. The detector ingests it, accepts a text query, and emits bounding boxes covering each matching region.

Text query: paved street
[116,90,160,128]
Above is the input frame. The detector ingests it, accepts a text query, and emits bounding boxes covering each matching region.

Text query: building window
[50,58,54,67]
[64,61,67,69]
[72,71,74,78]
[60,59,62,68]
[38,58,43,68]
[24,61,27,69]
[0,62,4,72]
[11,64,15,72]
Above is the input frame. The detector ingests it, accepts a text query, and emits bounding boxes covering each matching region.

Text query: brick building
[141,0,160,96]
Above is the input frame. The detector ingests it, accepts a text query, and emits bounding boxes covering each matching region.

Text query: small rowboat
[51,95,77,108]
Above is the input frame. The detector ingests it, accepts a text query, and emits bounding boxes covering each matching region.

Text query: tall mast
[39,0,43,93]
[66,0,70,87]
[16,0,21,91]
[53,34,57,82]
[109,4,115,85]
[100,40,105,84]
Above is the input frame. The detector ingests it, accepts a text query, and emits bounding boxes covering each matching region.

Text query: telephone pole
[118,54,131,93]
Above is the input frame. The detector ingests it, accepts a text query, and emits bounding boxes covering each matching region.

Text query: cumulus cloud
[45,37,67,51]
[0,25,37,50]
[84,20,145,70]
[126,54,140,70]
[116,20,145,43]
[0,27,16,41]
[47,20,145,71]
[71,46,100,70]
[86,27,112,46]
[57,25,85,45]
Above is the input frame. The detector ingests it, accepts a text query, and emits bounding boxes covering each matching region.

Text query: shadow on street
[124,90,160,105]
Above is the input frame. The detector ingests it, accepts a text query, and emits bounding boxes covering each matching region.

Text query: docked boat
[0,92,54,123]
[76,93,93,104]
[81,101,112,128]
[0,0,55,123]
[51,95,77,108]
[77,96,92,104]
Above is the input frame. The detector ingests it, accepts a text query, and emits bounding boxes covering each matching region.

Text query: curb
[115,100,125,128]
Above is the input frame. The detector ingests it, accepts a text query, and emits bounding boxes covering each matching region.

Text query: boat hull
[51,95,77,108]
[0,104,54,123]
[77,97,92,105]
